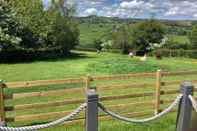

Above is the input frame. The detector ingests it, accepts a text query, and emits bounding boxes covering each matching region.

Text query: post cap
[181,81,193,88]
[180,81,194,94]
[86,89,98,102]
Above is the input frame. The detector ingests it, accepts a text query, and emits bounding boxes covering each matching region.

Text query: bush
[93,39,102,51]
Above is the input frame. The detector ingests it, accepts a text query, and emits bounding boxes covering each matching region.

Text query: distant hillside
[77,15,141,24]
[77,15,195,27]
[77,16,194,48]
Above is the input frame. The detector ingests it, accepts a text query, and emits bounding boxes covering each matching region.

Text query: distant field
[79,23,190,50]
[167,35,190,44]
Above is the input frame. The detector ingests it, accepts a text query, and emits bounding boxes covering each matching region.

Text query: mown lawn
[1,51,197,131]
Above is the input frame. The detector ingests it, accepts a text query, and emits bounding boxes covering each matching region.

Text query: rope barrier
[98,94,183,124]
[0,103,87,131]
[189,95,197,112]
[0,93,188,130]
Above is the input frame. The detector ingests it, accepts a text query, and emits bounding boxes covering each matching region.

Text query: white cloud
[75,0,197,19]
[120,0,144,9]
[84,8,98,16]
[165,7,179,16]
[193,14,197,18]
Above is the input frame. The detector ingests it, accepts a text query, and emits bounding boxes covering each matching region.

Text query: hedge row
[149,49,197,59]
[0,49,71,63]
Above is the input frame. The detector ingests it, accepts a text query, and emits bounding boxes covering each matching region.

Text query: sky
[43,0,197,20]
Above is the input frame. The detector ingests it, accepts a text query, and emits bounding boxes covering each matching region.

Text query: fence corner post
[0,80,6,126]
[155,69,162,115]
[86,89,98,131]
[176,81,194,131]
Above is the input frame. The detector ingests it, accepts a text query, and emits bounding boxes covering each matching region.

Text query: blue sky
[43,0,197,20]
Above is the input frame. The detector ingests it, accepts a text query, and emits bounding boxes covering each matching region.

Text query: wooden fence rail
[0,70,197,125]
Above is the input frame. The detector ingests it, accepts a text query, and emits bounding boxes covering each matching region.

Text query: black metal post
[86,89,98,131]
[176,81,194,131]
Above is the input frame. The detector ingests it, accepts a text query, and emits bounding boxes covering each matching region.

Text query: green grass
[1,51,197,82]
[1,51,197,131]
[167,35,190,44]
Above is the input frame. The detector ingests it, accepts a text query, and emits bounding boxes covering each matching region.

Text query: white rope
[188,95,197,112]
[99,94,183,124]
[0,103,87,131]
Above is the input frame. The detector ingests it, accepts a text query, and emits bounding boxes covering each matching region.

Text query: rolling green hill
[78,16,193,49]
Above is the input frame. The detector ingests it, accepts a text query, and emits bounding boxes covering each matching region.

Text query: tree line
[94,19,197,55]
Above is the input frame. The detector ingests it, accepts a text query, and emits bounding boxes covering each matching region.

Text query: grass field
[1,51,197,131]
[1,51,197,82]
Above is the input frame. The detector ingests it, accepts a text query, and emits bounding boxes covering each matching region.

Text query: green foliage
[48,15,79,53]
[132,19,165,52]
[7,0,50,49]
[111,24,134,54]
[1,0,79,59]
[189,24,197,49]
[0,0,21,51]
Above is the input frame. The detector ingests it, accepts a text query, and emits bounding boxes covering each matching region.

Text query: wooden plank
[92,73,155,81]
[9,92,154,111]
[162,71,197,77]
[11,88,84,100]
[12,99,85,111]
[14,110,80,122]
[98,83,155,91]
[100,92,154,101]
[10,83,155,100]
[106,101,154,110]
[160,89,179,95]
[5,78,84,88]
[155,70,162,114]
[162,80,197,86]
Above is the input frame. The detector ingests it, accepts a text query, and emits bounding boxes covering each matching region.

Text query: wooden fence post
[86,89,98,131]
[176,81,193,131]
[85,75,92,90]
[0,80,5,126]
[155,70,161,115]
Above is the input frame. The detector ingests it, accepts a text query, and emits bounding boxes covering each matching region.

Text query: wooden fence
[0,70,197,126]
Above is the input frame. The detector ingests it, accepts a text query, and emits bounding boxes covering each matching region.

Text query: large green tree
[47,0,79,53]
[8,0,79,54]
[0,0,21,51]
[132,19,165,52]
[9,0,48,49]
